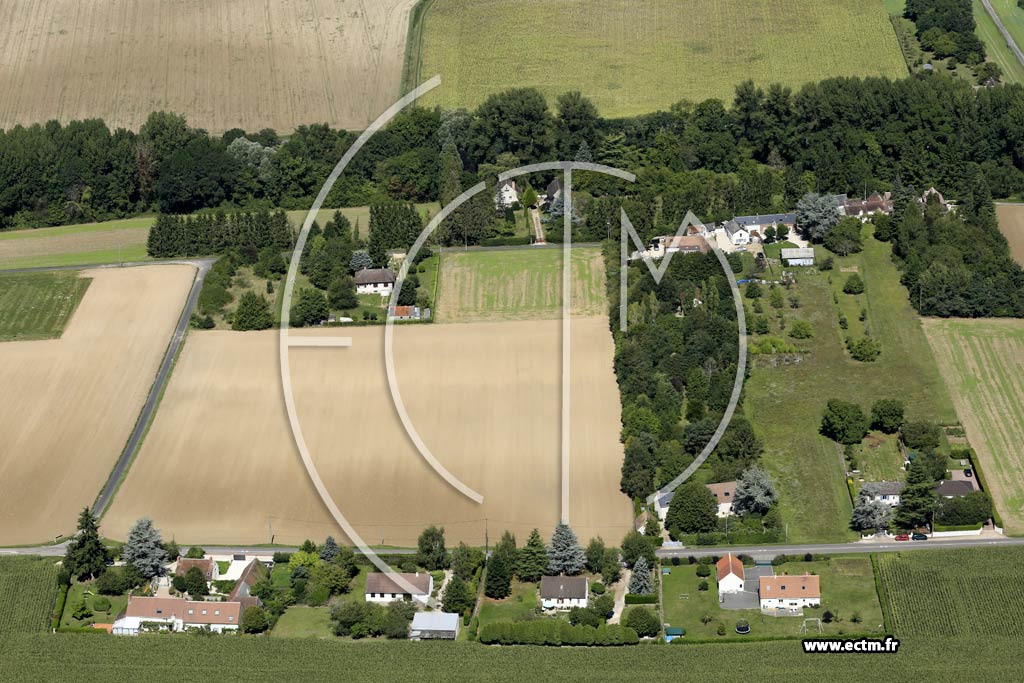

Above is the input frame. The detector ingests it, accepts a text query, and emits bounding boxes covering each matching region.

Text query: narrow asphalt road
[90,258,214,517]
[981,0,1024,68]
[0,543,415,557]
[656,534,1024,560]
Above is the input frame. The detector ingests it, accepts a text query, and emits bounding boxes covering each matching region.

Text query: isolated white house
[540,575,588,610]
[495,179,519,208]
[863,481,904,507]
[759,574,820,611]
[364,572,433,605]
[706,481,737,517]
[716,553,745,594]
[112,596,241,635]
[354,268,396,296]
[780,247,815,267]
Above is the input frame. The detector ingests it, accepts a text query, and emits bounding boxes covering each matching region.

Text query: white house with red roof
[758,574,821,611]
[716,553,745,594]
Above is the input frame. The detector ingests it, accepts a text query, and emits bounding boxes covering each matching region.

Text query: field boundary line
[400,0,436,95]
[981,0,1024,70]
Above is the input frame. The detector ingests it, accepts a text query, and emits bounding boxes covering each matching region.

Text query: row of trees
[146,209,293,257]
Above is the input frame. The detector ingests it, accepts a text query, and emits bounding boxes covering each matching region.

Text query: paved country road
[90,258,215,517]
[656,534,1024,560]
[0,543,414,557]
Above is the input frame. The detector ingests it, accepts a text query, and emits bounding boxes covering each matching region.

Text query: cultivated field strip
[0,557,58,635]
[878,548,1024,636]
[995,204,1024,265]
[0,0,418,132]
[923,318,1024,533]
[418,0,906,117]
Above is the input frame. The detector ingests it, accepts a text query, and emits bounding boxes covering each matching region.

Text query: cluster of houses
[716,553,821,614]
[494,178,562,209]
[628,187,953,266]
[861,477,979,508]
[112,556,267,635]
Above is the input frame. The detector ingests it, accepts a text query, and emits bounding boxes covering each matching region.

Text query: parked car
[894,534,910,541]
[911,533,929,541]
[964,468,973,477]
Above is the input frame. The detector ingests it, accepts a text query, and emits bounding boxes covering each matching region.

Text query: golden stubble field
[995,203,1024,265]
[0,0,418,132]
[104,318,632,547]
[0,265,195,545]
[923,317,1024,534]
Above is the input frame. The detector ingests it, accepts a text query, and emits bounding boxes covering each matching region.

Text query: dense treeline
[904,0,984,63]
[610,248,761,500]
[4,71,1024,314]
[146,210,293,257]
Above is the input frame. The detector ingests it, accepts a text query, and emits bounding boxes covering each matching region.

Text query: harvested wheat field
[0,265,195,545]
[0,0,418,132]
[996,203,1024,265]
[104,318,631,547]
[923,318,1024,533]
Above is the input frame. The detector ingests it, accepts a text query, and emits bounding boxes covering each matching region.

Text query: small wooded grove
[146,210,293,257]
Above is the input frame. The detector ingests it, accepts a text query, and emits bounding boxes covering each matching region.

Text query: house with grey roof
[354,267,396,296]
[540,575,589,610]
[410,611,460,640]
[861,481,904,507]
[780,247,815,266]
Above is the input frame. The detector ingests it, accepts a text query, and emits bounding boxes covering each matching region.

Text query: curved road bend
[981,0,1024,68]
[89,258,215,517]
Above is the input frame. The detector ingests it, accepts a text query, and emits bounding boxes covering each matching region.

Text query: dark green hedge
[478,620,638,646]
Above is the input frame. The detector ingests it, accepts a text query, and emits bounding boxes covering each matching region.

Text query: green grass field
[272,606,333,638]
[0,272,91,341]
[974,0,1024,84]
[877,547,1024,636]
[745,232,956,542]
[436,247,606,323]
[413,0,906,117]
[0,557,59,635]
[923,317,1024,532]
[661,557,884,641]
[476,580,539,625]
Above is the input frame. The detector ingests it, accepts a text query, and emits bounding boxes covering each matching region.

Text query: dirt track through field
[995,204,1024,265]
[0,265,194,545]
[103,318,632,547]
[0,0,418,132]
[922,318,1024,534]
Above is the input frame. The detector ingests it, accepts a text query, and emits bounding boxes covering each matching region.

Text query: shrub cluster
[478,620,639,646]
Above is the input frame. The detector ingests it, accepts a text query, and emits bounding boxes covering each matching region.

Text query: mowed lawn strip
[436,247,605,322]
[746,233,956,543]
[0,272,90,341]
[922,318,1024,532]
[417,0,905,117]
[271,606,333,638]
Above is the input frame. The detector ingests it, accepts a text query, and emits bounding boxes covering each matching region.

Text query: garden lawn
[272,606,333,638]
[661,557,883,641]
[59,581,129,628]
[744,231,956,542]
[476,580,538,626]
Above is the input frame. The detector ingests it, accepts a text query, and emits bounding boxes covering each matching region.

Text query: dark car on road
[911,533,928,541]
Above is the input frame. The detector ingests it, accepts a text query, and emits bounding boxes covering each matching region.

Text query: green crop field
[923,317,1024,533]
[0,272,91,341]
[411,0,906,118]
[878,547,1024,636]
[745,231,956,542]
[974,0,1024,84]
[0,632,1021,681]
[436,247,606,323]
[0,557,59,635]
